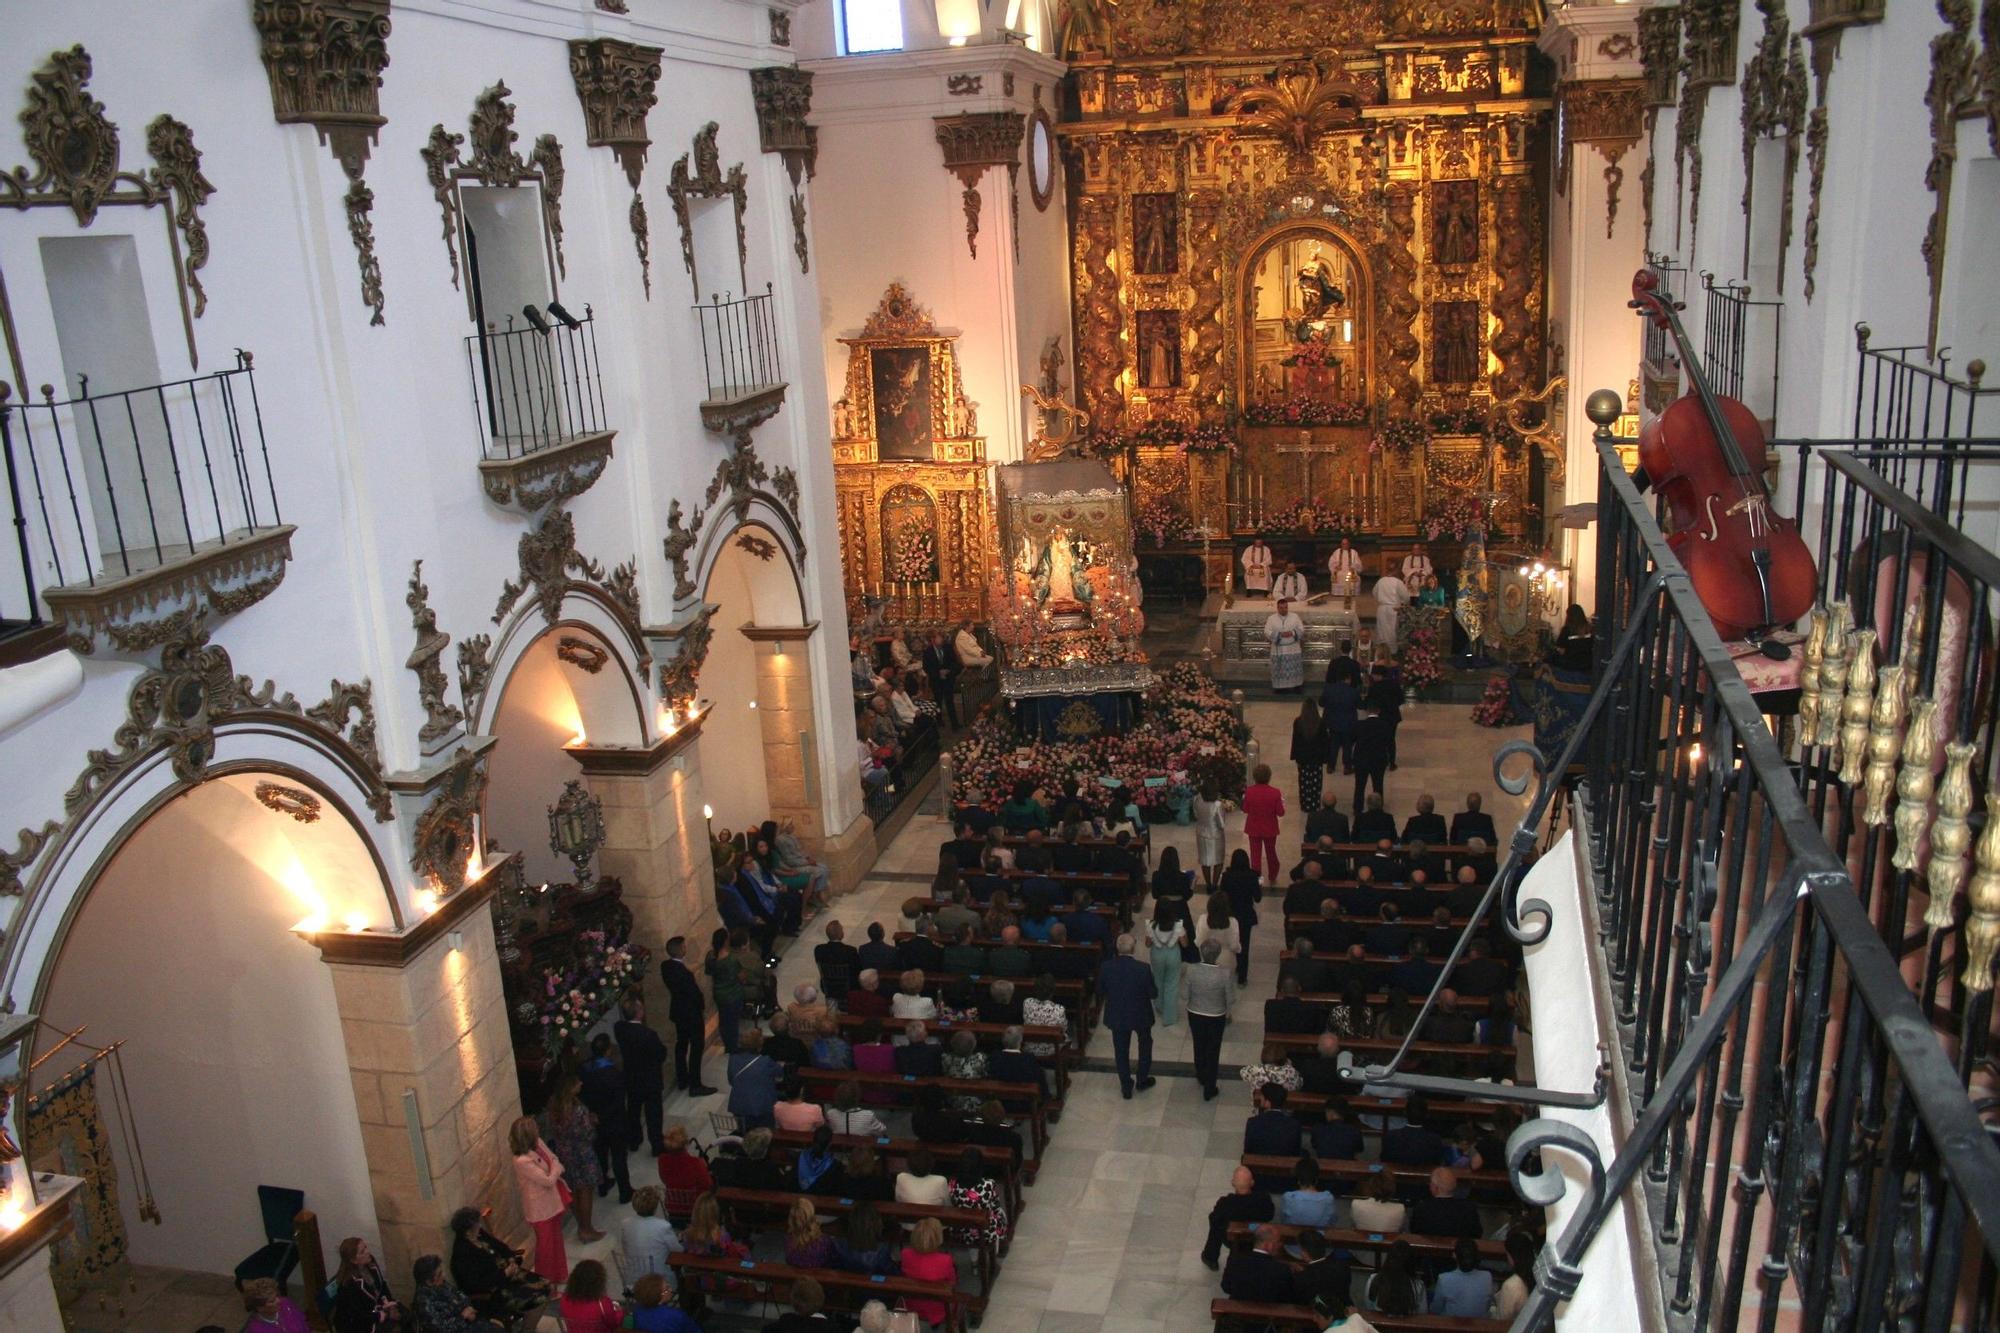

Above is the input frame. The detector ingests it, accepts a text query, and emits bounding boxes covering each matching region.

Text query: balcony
[1637,253,1688,413]
[1,354,293,658]
[467,303,616,514]
[1698,272,1782,429]
[694,286,787,441]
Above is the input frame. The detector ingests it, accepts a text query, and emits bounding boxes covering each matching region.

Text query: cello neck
[1632,272,1759,481]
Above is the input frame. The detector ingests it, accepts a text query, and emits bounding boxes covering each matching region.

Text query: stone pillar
[312,874,524,1279]
[569,722,718,1006]
[743,623,877,895]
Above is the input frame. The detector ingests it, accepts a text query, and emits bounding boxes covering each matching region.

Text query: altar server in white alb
[1241,539,1274,595]
[1372,568,1412,650]
[1265,597,1307,692]
[1271,561,1310,603]
[1327,538,1363,594]
[1401,543,1435,587]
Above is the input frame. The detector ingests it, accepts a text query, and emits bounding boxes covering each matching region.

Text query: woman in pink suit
[510,1114,570,1283]
[1240,763,1286,883]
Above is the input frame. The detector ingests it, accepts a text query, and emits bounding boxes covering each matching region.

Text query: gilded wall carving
[422,82,566,294]
[1739,0,1807,291]
[569,38,664,296]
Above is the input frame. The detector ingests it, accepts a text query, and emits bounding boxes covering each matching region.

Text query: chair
[233,1185,305,1293]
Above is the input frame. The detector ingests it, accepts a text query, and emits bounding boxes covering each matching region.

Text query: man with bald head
[1410,1165,1483,1239]
[1222,1223,1297,1303]
[1200,1165,1276,1270]
[986,924,1031,977]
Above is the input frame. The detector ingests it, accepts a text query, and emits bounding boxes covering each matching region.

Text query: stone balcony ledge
[40,524,296,656]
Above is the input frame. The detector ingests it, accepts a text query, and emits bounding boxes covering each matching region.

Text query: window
[842,0,904,53]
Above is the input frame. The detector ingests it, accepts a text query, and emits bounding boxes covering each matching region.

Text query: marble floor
[69,693,1531,1333]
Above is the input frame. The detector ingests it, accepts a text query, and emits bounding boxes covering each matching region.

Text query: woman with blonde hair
[508,1114,570,1282]
[1196,892,1240,974]
[539,1076,605,1243]
[898,1216,958,1327]
[783,1195,838,1268]
[891,969,937,1023]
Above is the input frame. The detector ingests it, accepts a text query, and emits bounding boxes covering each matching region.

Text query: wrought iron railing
[463,303,607,460]
[1854,325,1992,444]
[1699,272,1782,420]
[0,353,281,596]
[1640,253,1690,382]
[694,286,783,405]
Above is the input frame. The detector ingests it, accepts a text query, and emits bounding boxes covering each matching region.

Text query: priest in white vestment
[1241,540,1274,595]
[1327,539,1363,595]
[1402,544,1435,586]
[1271,562,1309,603]
[1265,598,1307,692]
[1372,571,1411,650]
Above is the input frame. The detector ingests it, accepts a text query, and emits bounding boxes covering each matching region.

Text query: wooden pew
[1258,1030,1515,1078]
[832,1012,1071,1102]
[875,968,1096,1039]
[1283,1090,1524,1129]
[793,1066,1051,1158]
[1263,991,1492,1018]
[768,1128,1026,1218]
[1212,1299,1507,1332]
[1239,1154,1515,1202]
[671,1252,974,1333]
[715,1187,1002,1298]
[1221,1220,1506,1262]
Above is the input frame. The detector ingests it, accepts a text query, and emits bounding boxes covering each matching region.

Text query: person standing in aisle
[1241,763,1286,883]
[1220,848,1263,987]
[660,936,717,1096]
[1290,697,1327,813]
[1182,937,1238,1100]
[613,996,669,1157]
[1099,934,1158,1099]
[1192,780,1228,889]
[1264,598,1307,693]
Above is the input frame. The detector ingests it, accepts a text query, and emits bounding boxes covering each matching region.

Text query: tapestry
[1530,662,1594,764]
[27,1062,127,1294]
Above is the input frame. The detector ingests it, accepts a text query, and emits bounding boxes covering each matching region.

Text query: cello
[1629,270,1817,647]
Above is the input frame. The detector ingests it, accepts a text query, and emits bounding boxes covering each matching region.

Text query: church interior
[0,0,1995,1330]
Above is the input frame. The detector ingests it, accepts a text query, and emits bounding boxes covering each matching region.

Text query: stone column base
[819,811,878,897]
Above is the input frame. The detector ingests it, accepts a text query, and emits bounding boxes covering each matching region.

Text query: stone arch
[468,584,652,746]
[683,490,809,622]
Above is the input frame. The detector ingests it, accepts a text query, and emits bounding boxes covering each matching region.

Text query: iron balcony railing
[1640,253,1690,382]
[0,353,281,605]
[1699,272,1782,421]
[694,285,783,405]
[464,303,607,460]
[1853,324,1992,444]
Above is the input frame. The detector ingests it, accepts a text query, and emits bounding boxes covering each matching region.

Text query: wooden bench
[715,1186,1002,1298]
[1258,1030,1515,1077]
[1264,992,1492,1017]
[1240,1154,1515,1202]
[1212,1299,1508,1331]
[768,1128,1026,1218]
[833,1012,1072,1102]
[793,1066,1052,1158]
[876,969,1096,1039]
[1221,1220,1506,1262]
[671,1252,975,1333]
[1284,1090,1524,1128]
[1292,842,1492,861]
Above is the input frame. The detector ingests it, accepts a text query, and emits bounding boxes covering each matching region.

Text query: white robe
[1328,546,1363,595]
[1272,570,1309,603]
[1265,612,1306,689]
[1402,553,1434,585]
[1372,574,1411,649]
[1242,544,1274,594]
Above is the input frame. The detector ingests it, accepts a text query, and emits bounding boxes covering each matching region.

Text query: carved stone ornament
[656,606,715,714]
[492,505,641,633]
[1221,57,1377,157]
[663,498,707,602]
[41,524,297,659]
[1922,0,1979,353]
[1739,0,1809,293]
[0,47,217,360]
[1682,0,1743,89]
[933,112,1024,259]
[770,7,793,45]
[949,74,984,96]
[1639,6,1683,106]
[255,781,323,823]
[595,0,628,10]
[736,530,779,561]
[750,66,818,275]
[251,1,392,325]
[477,427,616,515]
[556,635,610,673]
[547,779,607,883]
[456,632,493,711]
[1561,80,1645,241]
[667,122,750,300]
[405,559,466,753]
[421,82,566,293]
[569,38,663,296]
[410,746,487,892]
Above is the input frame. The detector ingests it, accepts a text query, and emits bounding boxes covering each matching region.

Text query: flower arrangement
[1258,499,1347,534]
[1424,492,1488,541]
[1429,406,1489,437]
[1282,329,1341,370]
[1076,429,1129,462]
[1242,397,1370,427]
[532,927,649,1054]
[1135,490,1199,546]
[948,663,1245,815]
[1179,423,1239,455]
[1398,627,1444,694]
[1472,674,1518,727]
[889,527,937,582]
[1373,418,1432,456]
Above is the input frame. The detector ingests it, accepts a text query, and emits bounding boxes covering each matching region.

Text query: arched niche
[1236,222,1375,415]
[698,521,809,835]
[879,483,941,584]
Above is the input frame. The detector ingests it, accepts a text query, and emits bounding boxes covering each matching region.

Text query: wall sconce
[446,930,464,953]
[342,912,368,933]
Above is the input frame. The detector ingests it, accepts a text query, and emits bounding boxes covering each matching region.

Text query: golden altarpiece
[1062,0,1560,588]
[832,283,991,624]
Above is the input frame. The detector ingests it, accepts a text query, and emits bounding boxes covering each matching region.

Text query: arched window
[841,0,904,53]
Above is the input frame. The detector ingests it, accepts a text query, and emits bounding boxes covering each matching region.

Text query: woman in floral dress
[946,1148,1010,1246]
[1021,976,1067,1059]
[539,1077,605,1243]
[940,1030,989,1113]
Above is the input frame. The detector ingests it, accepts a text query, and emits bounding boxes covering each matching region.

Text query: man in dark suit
[1303,794,1350,845]
[1363,903,1413,957]
[1243,1083,1303,1155]
[1352,764,1395,837]
[613,995,670,1155]
[659,935,717,1095]
[1449,792,1498,848]
[987,1025,1048,1099]
[942,821,985,870]
[895,918,945,973]
[1409,1166,1484,1238]
[1292,1230,1353,1311]
[577,1033,633,1202]
[1098,934,1158,1098]
[763,1011,808,1067]
[1282,867,1334,918]
[1061,890,1112,953]
[1293,1032,1352,1097]
[1364,839,1405,885]
[813,920,862,999]
[1337,866,1384,918]
[1264,976,1325,1035]
[1307,1094,1365,1158]
[1402,794,1448,846]
[894,1023,944,1076]
[1453,939,1514,998]
[1200,1165,1275,1270]
[1041,922,1096,978]
[1386,936,1443,995]
[921,630,961,728]
[1446,863,1488,916]
[1381,1095,1450,1167]
[1097,831,1144,898]
[1014,828,1055,874]
[857,922,900,974]
[1050,825,1094,875]
[986,925,1033,977]
[1221,1225,1296,1304]
[1276,939,1329,994]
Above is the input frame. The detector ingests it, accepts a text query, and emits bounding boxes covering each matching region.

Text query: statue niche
[880,483,940,584]
[1241,226,1369,417]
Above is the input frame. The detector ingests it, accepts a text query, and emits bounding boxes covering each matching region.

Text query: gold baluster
[1900,596,1925,677]
[1962,796,2000,992]
[1927,739,1976,933]
[1838,628,1878,785]
[1815,602,1851,749]
[1798,606,1828,754]
[1893,697,1938,873]
[1861,664,1906,828]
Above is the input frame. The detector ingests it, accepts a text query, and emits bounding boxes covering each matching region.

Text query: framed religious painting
[1135,309,1182,389]
[1131,192,1179,275]
[872,345,933,459]
[1430,180,1478,266]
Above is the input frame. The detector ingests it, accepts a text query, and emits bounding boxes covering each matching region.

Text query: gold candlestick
[1893,697,1938,874]
[1928,739,1977,932]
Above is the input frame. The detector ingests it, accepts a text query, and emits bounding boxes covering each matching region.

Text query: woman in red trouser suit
[1240,763,1285,884]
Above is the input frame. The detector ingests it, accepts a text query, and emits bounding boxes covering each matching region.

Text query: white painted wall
[699,546,775,832]
[34,778,379,1274]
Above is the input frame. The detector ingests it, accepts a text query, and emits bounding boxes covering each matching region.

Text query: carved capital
[1683,0,1743,88]
[1561,78,1647,144]
[1639,6,1683,106]
[568,38,662,189]
[751,66,818,273]
[933,112,1025,259]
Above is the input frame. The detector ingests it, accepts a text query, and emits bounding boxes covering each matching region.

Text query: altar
[1215,594,1370,682]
